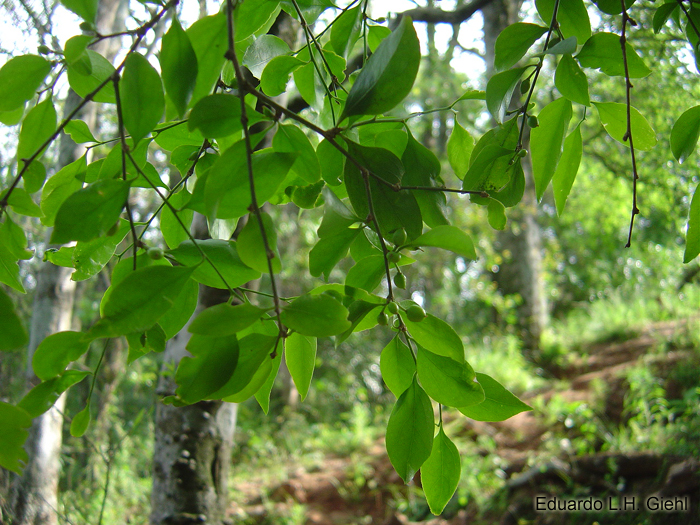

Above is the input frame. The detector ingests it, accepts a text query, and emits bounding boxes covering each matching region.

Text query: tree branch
[401,0,496,25]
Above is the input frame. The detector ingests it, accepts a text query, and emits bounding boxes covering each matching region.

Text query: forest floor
[226,317,700,525]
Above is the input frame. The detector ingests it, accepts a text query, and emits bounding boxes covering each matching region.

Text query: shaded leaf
[32,331,90,380]
[486,67,526,123]
[552,124,583,216]
[531,97,572,201]
[67,50,116,104]
[684,183,700,263]
[237,212,281,274]
[281,294,351,337]
[176,333,239,403]
[243,34,290,78]
[555,54,590,106]
[285,333,317,401]
[380,336,416,398]
[0,288,28,350]
[70,405,90,437]
[385,377,434,483]
[537,0,591,42]
[494,23,547,72]
[18,370,89,417]
[400,311,464,363]
[341,16,420,118]
[487,199,507,230]
[189,303,268,337]
[421,427,461,516]
[51,179,131,244]
[160,17,198,117]
[17,98,56,161]
[411,226,477,260]
[671,105,700,163]
[120,52,164,144]
[0,402,31,473]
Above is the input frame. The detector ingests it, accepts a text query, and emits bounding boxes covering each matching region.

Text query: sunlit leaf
[416,347,483,408]
[594,102,657,151]
[494,23,547,72]
[684,183,700,263]
[0,402,31,473]
[286,333,316,401]
[281,294,351,337]
[0,55,51,112]
[421,427,461,515]
[0,288,28,350]
[458,373,532,421]
[160,17,198,117]
[32,331,90,380]
[120,52,164,144]
[531,97,572,201]
[380,336,415,398]
[552,124,583,216]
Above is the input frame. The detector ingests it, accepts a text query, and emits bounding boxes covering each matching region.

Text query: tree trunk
[482,0,548,353]
[151,216,237,525]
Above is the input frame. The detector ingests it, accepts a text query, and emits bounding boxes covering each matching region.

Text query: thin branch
[112,75,139,269]
[225,0,285,339]
[402,0,496,25]
[677,0,700,43]
[620,1,641,248]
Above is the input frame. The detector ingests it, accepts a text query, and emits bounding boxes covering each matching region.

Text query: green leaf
[576,33,650,78]
[188,94,265,139]
[67,50,116,104]
[189,303,267,337]
[40,155,86,226]
[32,331,91,380]
[17,98,56,161]
[285,333,316,401]
[51,179,131,244]
[160,17,198,117]
[158,277,199,339]
[0,402,31,473]
[0,218,32,262]
[487,199,507,230]
[684,183,700,263]
[494,23,547,72]
[126,324,166,363]
[411,225,477,260]
[168,239,260,289]
[402,132,449,228]
[421,427,461,516]
[592,0,635,15]
[71,219,130,281]
[0,105,25,126]
[653,3,679,34]
[204,145,296,220]
[213,334,277,400]
[60,0,97,23]
[18,370,89,418]
[273,124,321,183]
[260,55,305,96]
[281,294,351,337]
[2,187,42,218]
[0,55,51,112]
[400,311,464,363]
[23,161,46,194]
[447,119,474,179]
[344,142,423,240]
[70,404,91,437]
[255,349,282,414]
[309,228,360,280]
[331,5,362,58]
[64,120,96,144]
[234,0,280,42]
[380,336,416,398]
[671,106,700,163]
[552,124,583,216]
[542,36,578,57]
[237,212,281,274]
[385,377,434,483]
[176,333,240,403]
[345,254,386,292]
[0,233,26,293]
[243,34,290,78]
[416,347,483,408]
[120,52,164,144]
[0,287,28,350]
[458,373,532,421]
[64,35,92,75]
[187,12,228,107]
[531,97,573,201]
[92,265,196,337]
[555,54,590,106]
[341,16,420,118]
[486,67,526,123]
[594,102,657,151]
[536,0,591,42]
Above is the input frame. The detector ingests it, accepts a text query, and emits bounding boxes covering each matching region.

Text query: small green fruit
[147,247,164,260]
[377,312,389,326]
[516,148,528,158]
[79,21,95,32]
[393,272,406,289]
[392,228,407,247]
[406,305,426,322]
[527,115,539,128]
[387,251,401,264]
[387,301,399,315]
[38,45,51,55]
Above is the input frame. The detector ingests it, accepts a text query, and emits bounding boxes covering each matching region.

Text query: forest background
[0,0,699,524]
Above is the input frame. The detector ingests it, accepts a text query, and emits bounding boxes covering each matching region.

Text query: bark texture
[482,0,548,352]
[151,216,237,525]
